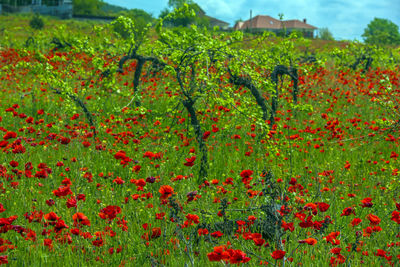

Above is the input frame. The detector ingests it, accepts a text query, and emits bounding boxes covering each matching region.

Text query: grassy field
[0,14,399,266]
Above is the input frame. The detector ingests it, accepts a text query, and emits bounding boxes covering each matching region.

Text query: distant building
[0,0,72,19]
[205,15,230,30]
[234,15,317,37]
[194,4,230,30]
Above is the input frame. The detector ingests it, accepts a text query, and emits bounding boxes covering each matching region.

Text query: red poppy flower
[53,186,73,197]
[391,211,400,224]
[350,217,362,227]
[298,237,317,246]
[99,206,121,220]
[92,238,104,247]
[155,212,165,220]
[159,185,174,199]
[198,228,209,236]
[72,212,91,226]
[253,238,265,246]
[324,231,340,245]
[185,214,200,224]
[9,160,18,168]
[114,150,128,160]
[151,227,161,239]
[226,249,251,264]
[207,245,230,262]
[211,231,223,238]
[330,247,342,255]
[304,203,318,214]
[340,207,355,216]
[240,169,253,178]
[0,255,8,264]
[54,219,69,233]
[58,137,70,145]
[44,212,60,222]
[143,151,155,159]
[376,249,387,257]
[367,214,381,226]
[344,161,351,169]
[66,197,77,209]
[113,177,125,185]
[203,131,211,140]
[184,156,196,167]
[317,202,330,212]
[271,250,286,259]
[3,131,17,140]
[43,238,53,250]
[360,197,373,208]
[282,221,294,232]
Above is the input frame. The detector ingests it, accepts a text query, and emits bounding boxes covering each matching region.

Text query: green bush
[29,14,44,30]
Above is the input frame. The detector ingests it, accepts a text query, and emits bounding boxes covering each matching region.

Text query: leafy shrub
[29,14,44,30]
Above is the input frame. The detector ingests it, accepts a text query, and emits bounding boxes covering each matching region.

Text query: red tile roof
[283,20,317,30]
[234,15,317,30]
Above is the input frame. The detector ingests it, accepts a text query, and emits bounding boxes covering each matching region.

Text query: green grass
[0,16,399,266]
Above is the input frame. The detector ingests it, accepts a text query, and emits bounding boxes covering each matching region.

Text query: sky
[104,0,400,40]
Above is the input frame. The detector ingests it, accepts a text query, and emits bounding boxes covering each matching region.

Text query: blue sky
[104,0,400,40]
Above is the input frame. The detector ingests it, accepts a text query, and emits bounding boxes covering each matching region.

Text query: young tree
[362,18,400,46]
[111,16,163,107]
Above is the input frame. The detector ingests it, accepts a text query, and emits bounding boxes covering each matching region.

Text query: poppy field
[0,10,400,266]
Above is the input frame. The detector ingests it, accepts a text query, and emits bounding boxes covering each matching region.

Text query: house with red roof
[234,15,317,38]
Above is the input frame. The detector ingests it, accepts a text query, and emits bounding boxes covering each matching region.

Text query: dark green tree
[72,0,104,15]
[168,0,193,9]
[362,18,400,46]
[317,27,334,40]
[160,1,209,28]
[118,8,154,31]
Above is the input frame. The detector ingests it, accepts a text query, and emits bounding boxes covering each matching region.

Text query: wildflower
[282,221,294,232]
[183,156,196,167]
[271,250,286,260]
[203,131,211,140]
[367,214,381,226]
[207,246,230,262]
[99,206,121,220]
[44,212,60,223]
[3,131,17,140]
[298,238,317,246]
[317,202,330,212]
[0,255,8,264]
[66,197,77,209]
[198,228,209,236]
[341,207,355,216]
[253,238,265,246]
[226,249,251,264]
[330,247,342,254]
[350,218,362,227]
[391,211,400,224]
[344,161,351,170]
[53,185,73,197]
[155,212,165,220]
[185,214,200,224]
[151,227,161,239]
[240,169,253,185]
[360,197,373,208]
[159,185,174,199]
[72,212,90,227]
[324,231,340,245]
[211,231,223,238]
